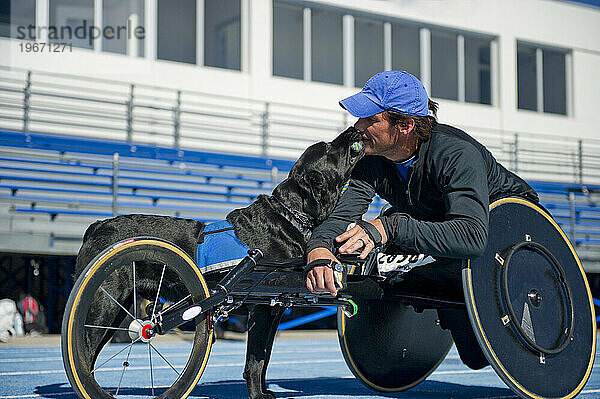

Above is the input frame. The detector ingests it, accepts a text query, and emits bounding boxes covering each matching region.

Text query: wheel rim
[65,239,212,399]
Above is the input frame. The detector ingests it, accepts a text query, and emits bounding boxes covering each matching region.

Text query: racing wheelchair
[61,197,596,399]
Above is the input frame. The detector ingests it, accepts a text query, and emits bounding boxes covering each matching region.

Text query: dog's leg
[83,276,133,372]
[244,305,285,399]
[88,303,131,370]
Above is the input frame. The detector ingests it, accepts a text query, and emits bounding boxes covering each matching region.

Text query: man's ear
[399,118,416,135]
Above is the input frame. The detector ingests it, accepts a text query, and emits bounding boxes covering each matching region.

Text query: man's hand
[336,219,387,259]
[306,248,340,295]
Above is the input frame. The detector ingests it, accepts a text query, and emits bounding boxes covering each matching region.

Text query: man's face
[353,112,399,156]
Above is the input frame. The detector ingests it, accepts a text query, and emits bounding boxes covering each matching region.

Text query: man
[304,71,538,368]
[305,70,538,299]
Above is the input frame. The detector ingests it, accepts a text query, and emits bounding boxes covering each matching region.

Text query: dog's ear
[305,170,326,188]
[299,170,339,223]
[297,170,325,201]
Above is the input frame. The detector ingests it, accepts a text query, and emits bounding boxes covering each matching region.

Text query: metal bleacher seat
[530,181,600,270]
[0,130,294,254]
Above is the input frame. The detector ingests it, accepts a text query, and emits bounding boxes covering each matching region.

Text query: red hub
[141,324,154,340]
[129,319,155,343]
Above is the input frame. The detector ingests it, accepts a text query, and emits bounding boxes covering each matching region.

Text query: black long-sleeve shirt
[306,124,538,259]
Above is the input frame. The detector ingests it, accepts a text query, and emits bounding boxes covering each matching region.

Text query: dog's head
[274,127,365,225]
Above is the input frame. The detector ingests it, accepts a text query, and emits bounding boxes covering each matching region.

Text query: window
[268,6,497,99]
[204,0,241,70]
[355,17,384,87]
[465,36,491,104]
[311,8,343,85]
[49,0,94,49]
[157,0,196,64]
[431,30,458,100]
[273,2,303,79]
[272,2,343,83]
[103,0,144,56]
[0,0,36,39]
[0,2,8,38]
[391,23,420,78]
[543,49,567,115]
[517,42,567,115]
[517,44,537,111]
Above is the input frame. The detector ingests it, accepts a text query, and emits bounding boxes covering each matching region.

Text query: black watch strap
[304,258,334,276]
[303,259,347,291]
[356,219,382,246]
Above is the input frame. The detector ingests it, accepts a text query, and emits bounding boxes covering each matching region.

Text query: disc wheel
[61,237,213,399]
[337,299,452,392]
[464,198,596,399]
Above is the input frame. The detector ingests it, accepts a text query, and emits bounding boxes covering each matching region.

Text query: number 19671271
[19,42,73,52]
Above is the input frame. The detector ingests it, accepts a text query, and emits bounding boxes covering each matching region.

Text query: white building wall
[0,0,599,142]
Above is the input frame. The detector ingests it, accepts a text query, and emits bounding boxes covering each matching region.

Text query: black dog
[74,127,364,399]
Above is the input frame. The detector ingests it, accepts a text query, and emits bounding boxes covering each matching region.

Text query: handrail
[1,67,600,183]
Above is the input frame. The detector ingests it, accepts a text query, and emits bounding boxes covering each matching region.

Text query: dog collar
[272,195,315,234]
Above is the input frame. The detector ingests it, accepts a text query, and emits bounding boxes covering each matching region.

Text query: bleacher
[0,129,293,253]
[528,181,600,271]
[1,129,599,271]
[2,129,600,333]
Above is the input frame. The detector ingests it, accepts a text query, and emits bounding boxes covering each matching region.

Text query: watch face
[334,263,344,272]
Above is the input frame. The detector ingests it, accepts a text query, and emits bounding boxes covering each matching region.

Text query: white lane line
[0,358,345,376]
[0,342,336,354]
[0,347,340,363]
[0,357,63,363]
[434,369,495,375]
[0,347,342,363]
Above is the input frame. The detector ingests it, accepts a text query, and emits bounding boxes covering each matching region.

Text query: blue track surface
[1,335,599,398]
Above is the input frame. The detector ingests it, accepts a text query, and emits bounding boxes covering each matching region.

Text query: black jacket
[306,123,538,259]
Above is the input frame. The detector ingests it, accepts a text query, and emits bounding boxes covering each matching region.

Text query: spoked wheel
[61,237,213,399]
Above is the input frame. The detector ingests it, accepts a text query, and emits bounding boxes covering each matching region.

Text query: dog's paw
[250,393,276,399]
[248,389,276,399]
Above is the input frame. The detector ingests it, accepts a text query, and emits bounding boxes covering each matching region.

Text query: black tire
[61,237,213,399]
[337,300,452,392]
[464,198,596,399]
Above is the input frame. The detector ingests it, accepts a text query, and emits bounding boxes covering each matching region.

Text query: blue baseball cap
[339,71,430,118]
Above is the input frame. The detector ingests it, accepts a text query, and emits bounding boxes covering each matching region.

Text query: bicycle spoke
[167,294,192,311]
[150,342,181,376]
[100,286,136,321]
[92,337,140,373]
[84,324,136,333]
[148,342,155,397]
[133,261,137,320]
[151,264,167,322]
[115,340,134,396]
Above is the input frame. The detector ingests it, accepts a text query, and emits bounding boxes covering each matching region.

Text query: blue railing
[278,307,338,330]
